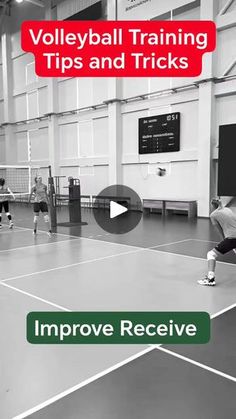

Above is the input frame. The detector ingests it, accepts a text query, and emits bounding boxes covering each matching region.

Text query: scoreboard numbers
[139,112,180,154]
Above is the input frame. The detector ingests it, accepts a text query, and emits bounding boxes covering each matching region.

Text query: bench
[143,199,197,218]
[55,194,92,208]
[92,195,131,209]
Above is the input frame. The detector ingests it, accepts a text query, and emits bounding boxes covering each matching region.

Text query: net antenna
[48,165,57,229]
[0,165,40,197]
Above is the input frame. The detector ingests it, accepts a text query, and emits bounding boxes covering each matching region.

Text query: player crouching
[198,198,236,286]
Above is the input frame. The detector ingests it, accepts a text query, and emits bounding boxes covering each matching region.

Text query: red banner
[21,20,216,77]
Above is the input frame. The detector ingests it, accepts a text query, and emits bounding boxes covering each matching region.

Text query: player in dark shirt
[198,198,236,286]
[0,178,15,229]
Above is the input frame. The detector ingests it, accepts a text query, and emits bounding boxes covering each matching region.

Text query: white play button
[110,201,128,219]
[93,185,142,234]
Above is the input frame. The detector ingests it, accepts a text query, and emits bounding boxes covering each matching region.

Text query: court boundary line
[12,346,155,419]
[12,224,192,252]
[211,302,236,319]
[1,230,235,418]
[36,228,218,249]
[2,257,236,418]
[0,248,145,283]
[0,226,193,255]
[0,237,76,254]
[2,237,236,284]
[8,223,224,248]
[190,239,218,244]
[2,224,38,232]
[0,228,30,235]
[153,346,236,383]
[1,282,71,311]
[10,226,236,268]
[0,238,194,283]
[149,238,192,248]
[2,267,236,322]
[147,247,236,268]
[11,225,143,250]
[5,223,236,270]
[10,301,236,419]
[57,233,194,251]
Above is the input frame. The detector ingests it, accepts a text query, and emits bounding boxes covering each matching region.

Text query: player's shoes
[0,224,2,229]
[47,231,52,238]
[198,276,216,286]
[9,222,14,229]
[32,230,37,236]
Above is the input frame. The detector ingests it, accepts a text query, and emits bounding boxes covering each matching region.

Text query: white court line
[9,224,219,249]
[12,346,154,419]
[0,228,30,235]
[65,233,192,250]
[149,238,192,249]
[191,239,218,244]
[0,237,193,281]
[2,229,236,414]
[146,247,236,268]
[150,238,220,248]
[14,225,220,253]
[79,236,192,251]
[154,346,236,383]
[2,237,236,283]
[12,225,196,253]
[0,236,75,254]
[2,224,37,232]
[10,300,236,419]
[1,282,71,312]
[13,225,142,251]
[44,229,194,252]
[35,231,236,268]
[2,267,236,418]
[211,302,236,319]
[149,302,236,349]
[1,248,144,283]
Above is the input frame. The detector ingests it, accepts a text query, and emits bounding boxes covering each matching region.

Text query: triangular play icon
[110,201,128,219]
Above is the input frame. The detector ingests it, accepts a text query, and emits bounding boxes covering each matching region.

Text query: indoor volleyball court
[1,0,236,418]
[1,165,236,418]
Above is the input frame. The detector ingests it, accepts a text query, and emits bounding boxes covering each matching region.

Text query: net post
[68,177,82,223]
[56,177,87,227]
[48,165,57,231]
[28,166,31,197]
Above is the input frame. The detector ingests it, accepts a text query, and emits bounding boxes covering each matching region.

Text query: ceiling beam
[25,0,45,7]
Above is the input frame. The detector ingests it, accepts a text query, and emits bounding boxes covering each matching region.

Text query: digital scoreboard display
[139,112,180,154]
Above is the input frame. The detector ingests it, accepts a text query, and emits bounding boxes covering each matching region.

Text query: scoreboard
[139,112,180,154]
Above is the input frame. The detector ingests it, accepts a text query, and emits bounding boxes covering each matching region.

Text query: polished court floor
[1,207,236,418]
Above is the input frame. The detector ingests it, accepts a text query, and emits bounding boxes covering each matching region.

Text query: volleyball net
[0,165,41,197]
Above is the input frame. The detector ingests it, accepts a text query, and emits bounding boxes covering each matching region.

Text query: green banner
[27,312,210,344]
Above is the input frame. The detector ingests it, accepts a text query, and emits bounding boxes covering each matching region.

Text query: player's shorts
[33,202,48,213]
[0,201,9,213]
[215,238,236,255]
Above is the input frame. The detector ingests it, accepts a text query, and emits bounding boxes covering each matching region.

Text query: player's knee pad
[207,249,218,261]
[6,212,10,216]
[34,215,39,223]
[44,214,49,223]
